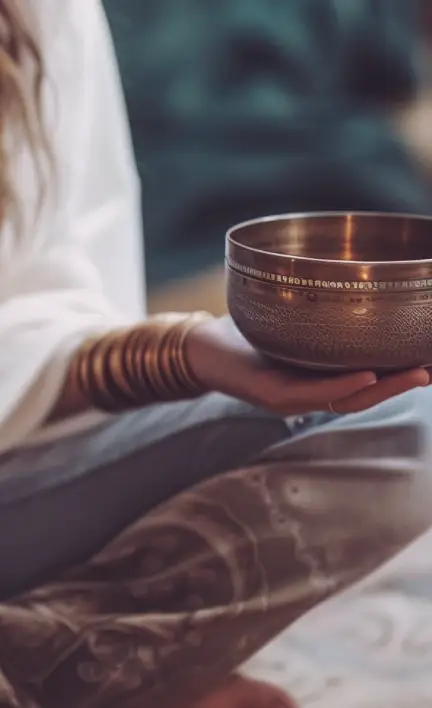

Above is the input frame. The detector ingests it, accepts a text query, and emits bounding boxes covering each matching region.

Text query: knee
[262,456,432,590]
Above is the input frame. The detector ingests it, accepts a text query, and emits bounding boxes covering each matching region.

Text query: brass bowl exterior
[226,213,432,371]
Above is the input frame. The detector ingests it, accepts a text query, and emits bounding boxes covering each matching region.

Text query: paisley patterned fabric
[0,448,431,708]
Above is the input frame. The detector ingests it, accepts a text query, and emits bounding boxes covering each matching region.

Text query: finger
[333,368,430,414]
[283,369,377,406]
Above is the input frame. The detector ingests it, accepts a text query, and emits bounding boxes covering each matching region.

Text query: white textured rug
[246,531,432,707]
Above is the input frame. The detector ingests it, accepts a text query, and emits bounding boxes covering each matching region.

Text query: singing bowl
[226,212,432,372]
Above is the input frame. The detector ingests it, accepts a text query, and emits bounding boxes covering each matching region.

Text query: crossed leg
[1,393,432,707]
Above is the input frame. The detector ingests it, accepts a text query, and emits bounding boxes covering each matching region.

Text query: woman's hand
[186,317,430,416]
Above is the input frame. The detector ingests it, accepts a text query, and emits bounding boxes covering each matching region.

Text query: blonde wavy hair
[0,0,50,231]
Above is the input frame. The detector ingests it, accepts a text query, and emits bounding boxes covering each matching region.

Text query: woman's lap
[2,388,432,707]
[0,394,287,599]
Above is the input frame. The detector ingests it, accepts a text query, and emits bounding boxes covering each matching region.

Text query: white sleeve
[0,0,145,452]
[68,0,146,320]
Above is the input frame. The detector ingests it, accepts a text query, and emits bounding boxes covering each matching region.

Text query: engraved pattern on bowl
[226,213,432,371]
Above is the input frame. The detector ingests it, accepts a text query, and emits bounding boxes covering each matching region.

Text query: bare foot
[192,674,298,708]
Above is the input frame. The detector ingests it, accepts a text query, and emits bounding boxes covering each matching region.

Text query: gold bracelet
[169,312,208,394]
[72,312,213,412]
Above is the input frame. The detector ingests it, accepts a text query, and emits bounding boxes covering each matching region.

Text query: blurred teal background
[102,0,429,290]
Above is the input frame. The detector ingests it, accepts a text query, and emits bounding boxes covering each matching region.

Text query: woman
[0,1,431,707]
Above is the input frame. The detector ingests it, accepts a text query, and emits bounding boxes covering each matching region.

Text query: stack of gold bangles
[71,312,213,412]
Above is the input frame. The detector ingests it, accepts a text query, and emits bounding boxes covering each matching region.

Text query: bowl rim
[226,211,432,267]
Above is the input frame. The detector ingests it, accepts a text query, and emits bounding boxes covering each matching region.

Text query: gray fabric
[0,395,286,599]
[1,386,431,601]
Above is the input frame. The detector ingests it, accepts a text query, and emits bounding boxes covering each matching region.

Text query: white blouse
[0,0,146,452]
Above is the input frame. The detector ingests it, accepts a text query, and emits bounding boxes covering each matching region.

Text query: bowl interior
[228,213,432,263]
